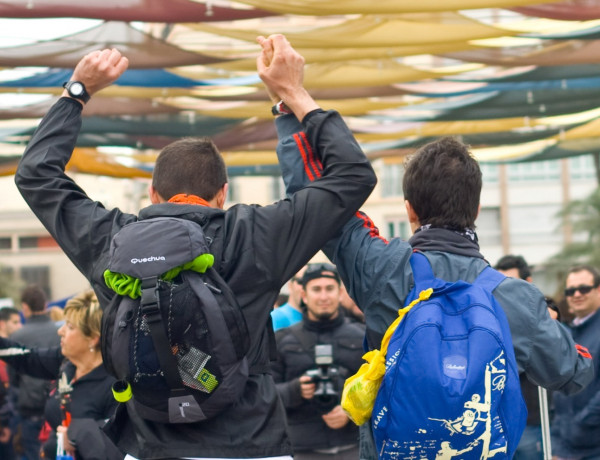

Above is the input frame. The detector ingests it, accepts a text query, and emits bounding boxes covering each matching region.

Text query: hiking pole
[538,386,552,460]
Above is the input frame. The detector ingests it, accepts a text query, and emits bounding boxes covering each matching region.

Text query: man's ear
[405,200,421,233]
[21,303,31,318]
[301,288,308,304]
[148,185,164,204]
[405,200,418,224]
[215,183,228,209]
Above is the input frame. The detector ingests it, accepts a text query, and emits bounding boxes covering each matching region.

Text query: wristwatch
[62,81,90,103]
[271,100,292,116]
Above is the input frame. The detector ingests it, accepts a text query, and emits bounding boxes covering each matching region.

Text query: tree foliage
[0,265,21,306]
[546,186,600,275]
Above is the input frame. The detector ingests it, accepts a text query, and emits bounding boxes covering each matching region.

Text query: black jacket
[14,98,377,458]
[9,314,60,417]
[272,312,365,452]
[552,309,600,458]
[0,337,120,460]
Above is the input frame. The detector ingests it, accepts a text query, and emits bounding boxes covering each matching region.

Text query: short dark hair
[495,255,531,280]
[403,137,482,229]
[567,265,600,286]
[20,285,46,313]
[152,137,228,201]
[0,307,20,322]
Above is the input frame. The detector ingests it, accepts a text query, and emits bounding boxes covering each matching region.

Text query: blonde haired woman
[0,290,121,459]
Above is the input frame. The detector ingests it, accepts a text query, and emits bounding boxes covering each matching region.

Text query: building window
[271,176,286,201]
[381,163,404,198]
[0,237,11,251]
[19,266,51,298]
[569,155,596,181]
[476,207,502,246]
[508,204,562,246]
[226,177,238,203]
[507,160,560,182]
[480,163,499,184]
[18,235,59,250]
[385,217,410,240]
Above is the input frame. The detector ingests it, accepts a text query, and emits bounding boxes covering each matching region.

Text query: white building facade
[0,154,597,303]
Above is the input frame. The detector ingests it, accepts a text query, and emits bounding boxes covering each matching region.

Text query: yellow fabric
[341,288,433,426]
[67,148,152,179]
[354,117,542,142]
[233,0,556,15]
[558,118,600,141]
[192,15,511,48]
[472,139,557,162]
[201,42,478,70]
[302,61,460,89]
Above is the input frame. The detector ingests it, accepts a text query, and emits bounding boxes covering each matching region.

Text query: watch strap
[271,100,291,116]
[62,81,91,103]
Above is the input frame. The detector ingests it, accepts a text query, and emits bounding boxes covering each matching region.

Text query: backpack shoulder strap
[473,265,506,293]
[409,251,435,286]
[408,251,446,295]
[140,276,183,390]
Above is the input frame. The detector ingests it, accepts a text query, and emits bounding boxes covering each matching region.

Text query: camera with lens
[304,344,340,414]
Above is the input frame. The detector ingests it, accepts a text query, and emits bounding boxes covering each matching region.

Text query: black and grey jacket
[0,337,120,460]
[273,312,365,452]
[14,97,377,459]
[8,314,59,417]
[551,309,600,458]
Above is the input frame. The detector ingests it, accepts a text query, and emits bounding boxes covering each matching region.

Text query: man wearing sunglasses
[552,265,600,460]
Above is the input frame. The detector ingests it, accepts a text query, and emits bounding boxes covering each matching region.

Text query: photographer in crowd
[272,263,365,459]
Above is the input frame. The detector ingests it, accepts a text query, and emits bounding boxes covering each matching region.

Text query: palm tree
[546,186,600,273]
[0,265,21,306]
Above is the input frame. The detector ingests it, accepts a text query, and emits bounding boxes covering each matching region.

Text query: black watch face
[70,82,84,96]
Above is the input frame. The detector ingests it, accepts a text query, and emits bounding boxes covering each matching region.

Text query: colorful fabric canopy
[3,2,600,173]
[0,0,273,22]
[0,21,226,69]
[511,1,600,21]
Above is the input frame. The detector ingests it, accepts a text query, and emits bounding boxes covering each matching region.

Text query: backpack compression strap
[140,276,184,390]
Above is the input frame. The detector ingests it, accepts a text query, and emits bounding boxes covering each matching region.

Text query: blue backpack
[371,252,526,459]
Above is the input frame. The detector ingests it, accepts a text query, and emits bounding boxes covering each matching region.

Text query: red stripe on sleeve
[356,211,388,243]
[576,344,592,359]
[294,133,315,182]
[299,132,323,177]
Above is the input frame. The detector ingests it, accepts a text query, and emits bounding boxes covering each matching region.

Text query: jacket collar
[138,202,222,226]
[408,226,484,259]
[302,308,345,333]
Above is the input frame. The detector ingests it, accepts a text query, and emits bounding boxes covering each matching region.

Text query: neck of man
[29,310,47,317]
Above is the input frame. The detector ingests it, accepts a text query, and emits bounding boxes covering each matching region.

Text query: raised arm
[274,108,412,327]
[247,35,377,284]
[15,50,134,285]
[0,336,63,380]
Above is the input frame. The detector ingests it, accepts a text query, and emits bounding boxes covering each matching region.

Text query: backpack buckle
[140,276,160,319]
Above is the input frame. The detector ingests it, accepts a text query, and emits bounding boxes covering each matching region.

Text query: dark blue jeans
[514,424,543,460]
[17,416,43,460]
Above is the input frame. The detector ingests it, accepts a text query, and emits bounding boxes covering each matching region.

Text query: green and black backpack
[101,216,250,423]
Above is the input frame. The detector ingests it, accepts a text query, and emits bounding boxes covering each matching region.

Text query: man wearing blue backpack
[274,114,594,458]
